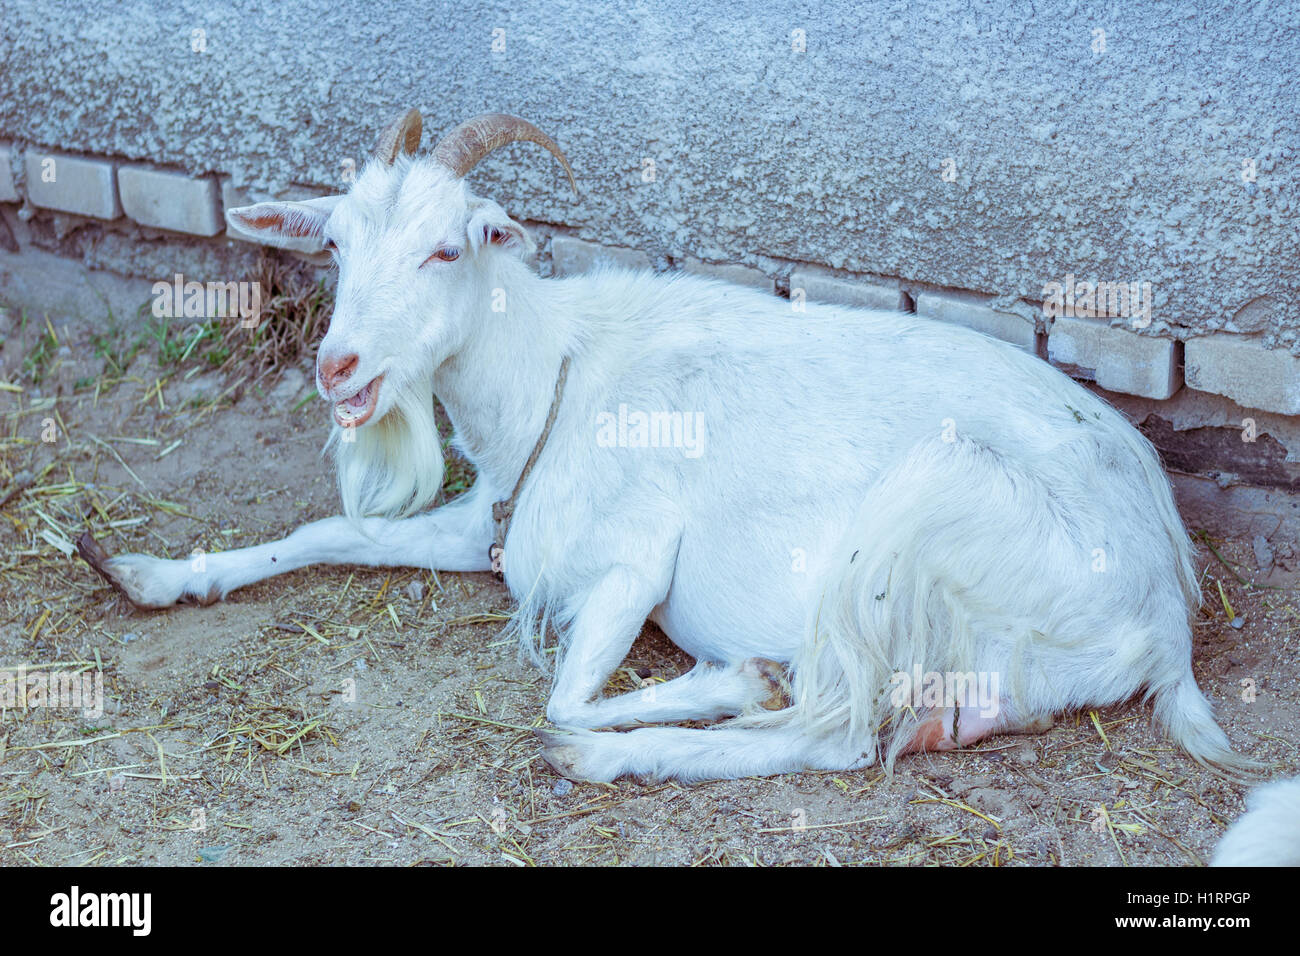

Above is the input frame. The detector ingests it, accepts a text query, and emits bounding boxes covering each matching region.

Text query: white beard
[328,369,445,520]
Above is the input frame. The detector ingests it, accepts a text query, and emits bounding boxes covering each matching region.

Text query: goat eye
[323,238,338,252]
[421,247,460,267]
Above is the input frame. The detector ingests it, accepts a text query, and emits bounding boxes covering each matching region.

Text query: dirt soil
[0,304,1297,867]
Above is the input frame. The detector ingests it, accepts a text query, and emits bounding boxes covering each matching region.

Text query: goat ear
[466,200,532,258]
[226,196,342,260]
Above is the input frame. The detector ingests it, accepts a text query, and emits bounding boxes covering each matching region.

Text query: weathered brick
[24,151,120,219]
[789,265,906,311]
[680,256,773,292]
[0,142,17,203]
[118,166,221,235]
[915,291,1037,352]
[1186,334,1300,415]
[1047,314,1180,399]
[551,235,651,276]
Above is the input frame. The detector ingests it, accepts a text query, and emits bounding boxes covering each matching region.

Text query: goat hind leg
[564,657,791,730]
[538,722,866,784]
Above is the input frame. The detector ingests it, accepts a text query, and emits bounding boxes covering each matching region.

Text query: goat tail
[1212,775,1300,866]
[1150,671,1262,779]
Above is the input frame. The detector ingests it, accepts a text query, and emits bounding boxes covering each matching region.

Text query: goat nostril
[320,354,359,388]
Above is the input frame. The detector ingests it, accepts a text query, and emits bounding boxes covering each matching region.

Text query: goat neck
[432,257,582,495]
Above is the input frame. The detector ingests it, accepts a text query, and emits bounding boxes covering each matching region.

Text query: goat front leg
[78,482,495,609]
[542,564,670,729]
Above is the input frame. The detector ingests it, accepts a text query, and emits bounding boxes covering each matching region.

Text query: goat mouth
[333,376,382,427]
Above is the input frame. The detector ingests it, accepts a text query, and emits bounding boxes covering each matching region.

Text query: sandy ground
[0,304,1297,867]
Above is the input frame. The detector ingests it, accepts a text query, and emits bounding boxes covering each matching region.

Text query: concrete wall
[1,0,1298,533]
[1,0,1296,343]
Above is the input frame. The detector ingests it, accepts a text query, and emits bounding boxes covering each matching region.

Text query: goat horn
[372,108,424,165]
[431,113,579,197]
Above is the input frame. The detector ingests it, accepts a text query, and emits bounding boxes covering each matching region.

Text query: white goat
[79,110,1251,783]
[1212,776,1300,866]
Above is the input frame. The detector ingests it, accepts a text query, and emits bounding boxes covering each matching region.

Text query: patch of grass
[144,313,225,367]
[89,305,147,377]
[435,398,476,500]
[93,298,237,378]
[21,313,57,385]
[440,444,476,500]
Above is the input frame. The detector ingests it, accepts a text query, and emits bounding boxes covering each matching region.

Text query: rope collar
[489,354,571,578]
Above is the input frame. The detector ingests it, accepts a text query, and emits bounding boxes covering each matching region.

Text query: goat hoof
[536,728,617,783]
[77,531,158,609]
[77,531,131,599]
[536,728,585,780]
[742,658,792,711]
[76,531,211,610]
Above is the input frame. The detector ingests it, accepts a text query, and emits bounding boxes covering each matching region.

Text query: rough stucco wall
[1,0,1296,347]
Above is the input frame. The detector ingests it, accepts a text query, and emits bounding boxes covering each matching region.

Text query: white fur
[1212,776,1300,866]
[105,136,1252,784]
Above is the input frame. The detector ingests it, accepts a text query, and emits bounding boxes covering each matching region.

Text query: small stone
[198,845,232,863]
[405,580,425,603]
[269,366,307,406]
[121,632,138,643]
[109,773,127,792]
[172,370,222,405]
[1252,535,1274,571]
[1013,745,1039,766]
[635,667,652,679]
[552,778,574,797]
[1229,616,1245,630]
